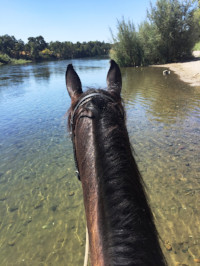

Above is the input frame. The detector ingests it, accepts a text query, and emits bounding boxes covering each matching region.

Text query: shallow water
[0,59,199,265]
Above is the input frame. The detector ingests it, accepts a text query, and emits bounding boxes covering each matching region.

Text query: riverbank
[152,51,200,87]
[0,53,32,65]
[0,53,109,66]
[0,60,32,66]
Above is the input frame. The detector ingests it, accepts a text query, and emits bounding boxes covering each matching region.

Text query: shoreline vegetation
[109,0,200,87]
[110,0,200,67]
[0,54,32,66]
[0,35,111,66]
[0,53,108,66]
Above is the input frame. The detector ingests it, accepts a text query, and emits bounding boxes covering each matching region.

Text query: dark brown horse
[66,60,166,266]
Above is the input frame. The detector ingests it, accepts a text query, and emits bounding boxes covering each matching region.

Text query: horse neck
[75,110,166,266]
[75,116,106,266]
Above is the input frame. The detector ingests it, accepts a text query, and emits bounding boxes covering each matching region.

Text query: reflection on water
[0,59,199,265]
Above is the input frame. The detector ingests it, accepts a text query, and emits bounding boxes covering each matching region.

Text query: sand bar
[152,51,200,87]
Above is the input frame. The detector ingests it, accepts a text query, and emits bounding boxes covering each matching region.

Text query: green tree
[27,36,47,60]
[0,34,111,63]
[49,40,111,59]
[147,0,200,62]
[61,42,74,58]
[14,39,25,59]
[0,35,17,57]
[110,18,143,66]
[110,0,200,66]
[49,41,63,58]
[193,0,200,41]
[139,22,162,64]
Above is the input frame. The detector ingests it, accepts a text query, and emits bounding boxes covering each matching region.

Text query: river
[0,59,199,265]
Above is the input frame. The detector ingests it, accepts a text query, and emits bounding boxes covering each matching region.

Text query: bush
[139,22,163,65]
[110,18,143,67]
[146,0,200,63]
[110,0,200,66]
[0,53,12,64]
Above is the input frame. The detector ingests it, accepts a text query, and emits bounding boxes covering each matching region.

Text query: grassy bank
[11,58,32,65]
[0,53,32,65]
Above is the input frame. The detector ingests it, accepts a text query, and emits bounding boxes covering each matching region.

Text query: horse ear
[106,60,122,97]
[66,64,83,102]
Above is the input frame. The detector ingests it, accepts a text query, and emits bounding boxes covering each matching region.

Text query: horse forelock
[67,88,123,132]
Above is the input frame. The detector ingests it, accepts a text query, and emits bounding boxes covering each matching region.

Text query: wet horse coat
[66,60,166,266]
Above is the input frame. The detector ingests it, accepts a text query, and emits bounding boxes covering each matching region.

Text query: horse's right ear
[107,60,122,97]
[66,64,83,102]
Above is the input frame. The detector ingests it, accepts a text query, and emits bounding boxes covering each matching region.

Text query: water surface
[0,59,200,265]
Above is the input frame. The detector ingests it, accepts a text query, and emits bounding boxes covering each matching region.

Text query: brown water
[0,59,199,265]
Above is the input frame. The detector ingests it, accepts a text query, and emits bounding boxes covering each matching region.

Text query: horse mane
[68,88,166,266]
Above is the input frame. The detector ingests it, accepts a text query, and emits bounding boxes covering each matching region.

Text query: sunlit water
[0,59,199,266]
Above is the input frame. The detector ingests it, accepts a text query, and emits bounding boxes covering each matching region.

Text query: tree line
[1,0,199,66]
[0,35,111,64]
[110,0,200,66]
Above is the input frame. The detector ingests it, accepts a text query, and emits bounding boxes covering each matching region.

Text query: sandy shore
[152,51,200,87]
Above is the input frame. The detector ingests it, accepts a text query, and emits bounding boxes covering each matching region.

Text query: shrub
[0,53,12,64]
[110,18,143,67]
[110,0,200,66]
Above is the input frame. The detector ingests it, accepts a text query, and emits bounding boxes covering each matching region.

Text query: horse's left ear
[107,60,122,97]
[66,64,83,102]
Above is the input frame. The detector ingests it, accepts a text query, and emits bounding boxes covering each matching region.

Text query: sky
[0,0,157,44]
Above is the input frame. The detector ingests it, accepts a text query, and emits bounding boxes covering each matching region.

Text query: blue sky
[0,0,156,43]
